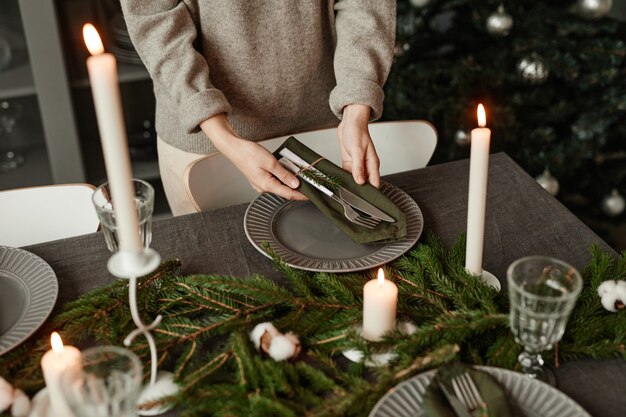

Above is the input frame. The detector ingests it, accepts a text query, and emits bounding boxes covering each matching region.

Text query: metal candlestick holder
[342,321,417,367]
[479,269,501,291]
[107,248,178,416]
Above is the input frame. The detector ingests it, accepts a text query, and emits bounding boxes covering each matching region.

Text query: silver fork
[327,192,381,229]
[451,372,487,413]
[279,157,381,229]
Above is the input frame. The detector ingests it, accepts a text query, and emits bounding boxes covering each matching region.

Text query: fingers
[349,146,366,185]
[365,146,381,188]
[343,143,380,187]
[225,140,307,200]
[264,177,308,200]
[267,161,308,200]
[270,160,300,189]
[338,120,381,186]
[259,159,307,200]
[341,158,353,177]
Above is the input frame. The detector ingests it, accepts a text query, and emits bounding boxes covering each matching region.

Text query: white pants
[157,137,209,216]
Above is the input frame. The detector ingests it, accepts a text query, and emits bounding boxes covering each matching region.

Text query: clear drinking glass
[92,179,154,252]
[60,346,142,417]
[507,256,582,384]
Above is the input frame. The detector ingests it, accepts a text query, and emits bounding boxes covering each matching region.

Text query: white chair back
[184,120,437,211]
[0,183,100,247]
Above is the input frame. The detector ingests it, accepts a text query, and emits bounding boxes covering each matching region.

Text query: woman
[120,0,396,215]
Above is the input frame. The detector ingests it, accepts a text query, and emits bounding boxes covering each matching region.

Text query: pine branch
[2,238,624,417]
[300,169,342,192]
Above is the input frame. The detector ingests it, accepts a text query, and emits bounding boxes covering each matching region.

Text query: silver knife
[279,148,395,223]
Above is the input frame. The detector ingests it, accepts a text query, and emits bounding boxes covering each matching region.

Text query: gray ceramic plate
[369,366,591,417]
[244,182,423,272]
[0,246,58,356]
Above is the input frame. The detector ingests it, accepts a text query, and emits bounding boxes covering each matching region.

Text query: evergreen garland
[1,235,625,417]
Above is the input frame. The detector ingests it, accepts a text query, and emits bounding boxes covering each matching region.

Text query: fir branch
[393,343,461,380]
[1,239,624,417]
[263,242,316,300]
[300,169,342,192]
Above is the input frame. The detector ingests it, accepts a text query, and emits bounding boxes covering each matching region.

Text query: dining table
[24,152,625,417]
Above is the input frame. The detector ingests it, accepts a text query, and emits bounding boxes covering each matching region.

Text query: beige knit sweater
[120,0,396,154]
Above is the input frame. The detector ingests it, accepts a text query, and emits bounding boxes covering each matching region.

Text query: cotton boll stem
[249,322,280,350]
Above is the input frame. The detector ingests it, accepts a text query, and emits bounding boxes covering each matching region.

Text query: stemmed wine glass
[0,100,24,171]
[60,346,143,417]
[507,256,582,384]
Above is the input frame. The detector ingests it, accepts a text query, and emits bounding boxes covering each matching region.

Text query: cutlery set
[450,373,489,416]
[436,372,489,417]
[278,148,395,229]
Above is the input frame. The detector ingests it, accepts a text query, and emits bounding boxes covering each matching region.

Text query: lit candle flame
[477,104,487,128]
[83,23,104,56]
[51,332,64,353]
[377,268,385,288]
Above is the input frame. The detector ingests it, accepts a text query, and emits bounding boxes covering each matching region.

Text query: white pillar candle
[40,332,81,417]
[465,104,491,275]
[363,268,398,341]
[83,24,142,253]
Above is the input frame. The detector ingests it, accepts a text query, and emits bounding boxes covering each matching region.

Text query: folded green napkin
[273,136,407,244]
[422,363,513,417]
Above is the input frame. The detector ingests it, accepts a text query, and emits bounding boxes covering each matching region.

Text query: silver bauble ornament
[601,189,625,217]
[517,55,549,84]
[409,0,431,8]
[486,5,514,36]
[454,129,470,146]
[576,0,613,19]
[535,168,560,196]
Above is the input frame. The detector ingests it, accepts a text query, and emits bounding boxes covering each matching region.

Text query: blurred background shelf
[0,145,52,191]
[132,159,160,182]
[0,0,170,216]
[0,63,35,99]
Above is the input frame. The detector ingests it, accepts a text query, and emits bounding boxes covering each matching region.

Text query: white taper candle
[465,104,491,275]
[83,23,142,253]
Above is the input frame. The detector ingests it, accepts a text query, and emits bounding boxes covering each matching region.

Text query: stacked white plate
[0,246,58,355]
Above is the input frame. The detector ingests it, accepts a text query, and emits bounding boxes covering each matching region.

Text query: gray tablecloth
[26,153,625,417]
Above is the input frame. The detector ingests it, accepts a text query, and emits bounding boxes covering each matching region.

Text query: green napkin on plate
[422,363,514,417]
[273,136,407,244]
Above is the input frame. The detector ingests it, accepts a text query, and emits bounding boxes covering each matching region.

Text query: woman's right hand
[224,138,307,200]
[200,114,306,201]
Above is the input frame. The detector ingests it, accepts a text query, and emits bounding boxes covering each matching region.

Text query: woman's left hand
[338,104,380,188]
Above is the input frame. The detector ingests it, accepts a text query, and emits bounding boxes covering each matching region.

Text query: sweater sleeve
[119,0,231,134]
[329,0,396,121]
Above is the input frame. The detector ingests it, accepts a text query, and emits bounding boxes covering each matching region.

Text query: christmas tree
[384,0,626,249]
